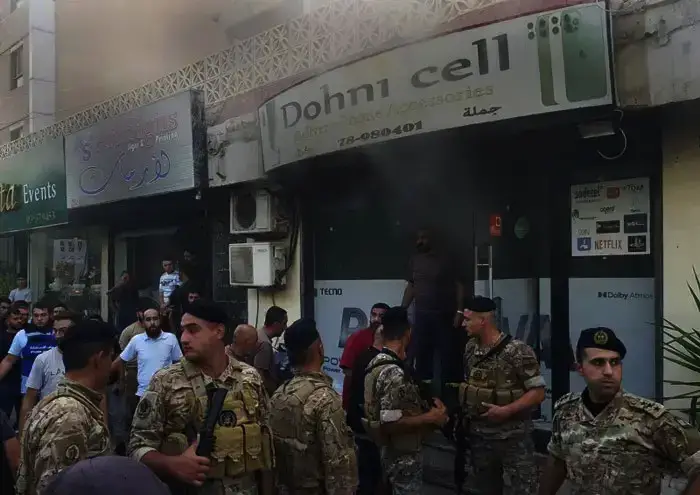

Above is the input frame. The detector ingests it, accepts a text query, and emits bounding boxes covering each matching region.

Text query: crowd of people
[1,266,700,495]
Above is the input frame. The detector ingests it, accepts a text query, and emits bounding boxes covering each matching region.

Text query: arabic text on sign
[78,149,172,195]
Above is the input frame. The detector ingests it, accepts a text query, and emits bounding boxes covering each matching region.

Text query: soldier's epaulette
[624,393,666,419]
[553,392,580,411]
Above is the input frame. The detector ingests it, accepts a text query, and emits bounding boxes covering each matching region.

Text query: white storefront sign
[260,1,612,170]
[571,177,650,257]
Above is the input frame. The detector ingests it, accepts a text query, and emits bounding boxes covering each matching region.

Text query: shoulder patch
[554,392,581,411]
[625,393,666,419]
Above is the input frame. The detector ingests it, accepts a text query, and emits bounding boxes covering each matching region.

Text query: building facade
[0,0,698,432]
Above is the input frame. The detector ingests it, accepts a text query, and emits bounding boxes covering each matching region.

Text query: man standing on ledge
[461,296,545,495]
[129,299,273,495]
[540,327,700,494]
[270,318,357,494]
[402,228,465,387]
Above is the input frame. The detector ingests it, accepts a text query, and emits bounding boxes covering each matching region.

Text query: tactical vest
[363,357,425,453]
[271,378,332,491]
[162,371,274,479]
[21,330,56,378]
[459,336,525,416]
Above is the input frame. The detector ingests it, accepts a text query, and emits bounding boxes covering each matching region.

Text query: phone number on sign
[337,121,423,148]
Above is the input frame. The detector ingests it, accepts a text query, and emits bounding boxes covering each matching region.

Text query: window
[10,0,25,13]
[10,43,24,90]
[9,123,24,141]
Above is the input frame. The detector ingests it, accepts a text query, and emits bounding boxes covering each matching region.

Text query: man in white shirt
[19,310,81,431]
[158,260,180,310]
[111,308,182,408]
[8,276,31,304]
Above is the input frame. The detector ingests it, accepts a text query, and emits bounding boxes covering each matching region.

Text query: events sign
[65,91,206,208]
[0,137,67,234]
[571,177,650,257]
[314,279,404,393]
[260,1,612,169]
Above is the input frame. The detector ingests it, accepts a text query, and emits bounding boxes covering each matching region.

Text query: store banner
[571,177,650,257]
[260,0,612,170]
[0,137,67,234]
[65,90,206,208]
[314,279,405,392]
[569,277,655,398]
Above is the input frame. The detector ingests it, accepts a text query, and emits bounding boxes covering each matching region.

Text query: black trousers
[356,437,382,495]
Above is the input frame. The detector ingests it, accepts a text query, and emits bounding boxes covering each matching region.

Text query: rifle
[197,387,230,457]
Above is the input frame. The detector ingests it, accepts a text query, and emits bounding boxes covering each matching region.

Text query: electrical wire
[596,109,628,160]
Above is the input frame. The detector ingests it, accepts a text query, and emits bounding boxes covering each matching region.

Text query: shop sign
[314,279,404,393]
[0,138,67,234]
[571,177,650,257]
[259,0,612,170]
[65,90,206,208]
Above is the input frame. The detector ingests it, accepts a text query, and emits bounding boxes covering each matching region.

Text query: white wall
[246,229,302,327]
[662,101,700,407]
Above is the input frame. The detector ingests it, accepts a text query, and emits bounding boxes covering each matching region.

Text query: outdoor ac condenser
[228,242,287,287]
[230,190,284,235]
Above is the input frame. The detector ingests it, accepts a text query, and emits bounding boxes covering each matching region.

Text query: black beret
[464,296,496,313]
[184,299,229,325]
[285,318,320,354]
[45,456,170,495]
[576,327,627,360]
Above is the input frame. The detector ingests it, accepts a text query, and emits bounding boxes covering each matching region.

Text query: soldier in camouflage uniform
[269,318,357,494]
[540,327,700,494]
[363,307,449,495]
[460,296,545,495]
[16,319,115,495]
[128,299,274,495]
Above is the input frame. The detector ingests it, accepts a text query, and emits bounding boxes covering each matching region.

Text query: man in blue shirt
[0,300,55,397]
[111,308,182,413]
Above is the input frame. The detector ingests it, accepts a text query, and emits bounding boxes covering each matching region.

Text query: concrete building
[0,0,56,144]
[0,0,699,446]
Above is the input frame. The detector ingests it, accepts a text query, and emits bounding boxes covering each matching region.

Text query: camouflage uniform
[364,351,427,495]
[269,370,357,494]
[16,379,111,495]
[549,390,700,494]
[461,336,544,494]
[128,357,273,495]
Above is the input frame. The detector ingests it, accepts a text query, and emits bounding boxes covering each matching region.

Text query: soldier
[16,319,115,495]
[540,327,700,494]
[128,299,274,495]
[460,296,545,495]
[363,306,449,495]
[269,318,357,494]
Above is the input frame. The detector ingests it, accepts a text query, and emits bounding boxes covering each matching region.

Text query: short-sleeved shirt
[548,390,700,494]
[120,332,182,396]
[158,272,180,300]
[9,329,57,394]
[119,322,146,371]
[0,327,21,391]
[407,251,456,313]
[26,347,65,399]
[252,328,278,394]
[339,327,374,409]
[9,288,32,303]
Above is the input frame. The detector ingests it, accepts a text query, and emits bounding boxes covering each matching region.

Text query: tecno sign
[598,291,653,300]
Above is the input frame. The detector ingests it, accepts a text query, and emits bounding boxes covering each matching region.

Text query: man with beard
[16,319,115,495]
[0,300,56,399]
[253,306,288,395]
[20,311,82,431]
[128,299,274,495]
[401,229,465,389]
[540,327,700,494]
[0,297,11,321]
[270,318,357,494]
[340,303,389,410]
[0,302,28,423]
[112,308,182,418]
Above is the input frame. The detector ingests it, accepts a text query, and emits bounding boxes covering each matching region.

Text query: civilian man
[254,306,288,395]
[0,302,27,422]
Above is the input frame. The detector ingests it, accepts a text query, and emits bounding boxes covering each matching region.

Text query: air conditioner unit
[228,242,287,287]
[230,190,285,234]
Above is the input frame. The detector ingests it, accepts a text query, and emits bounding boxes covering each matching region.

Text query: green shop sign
[0,138,67,234]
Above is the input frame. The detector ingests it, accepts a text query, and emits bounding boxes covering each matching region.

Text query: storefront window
[30,227,107,317]
[0,235,20,297]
